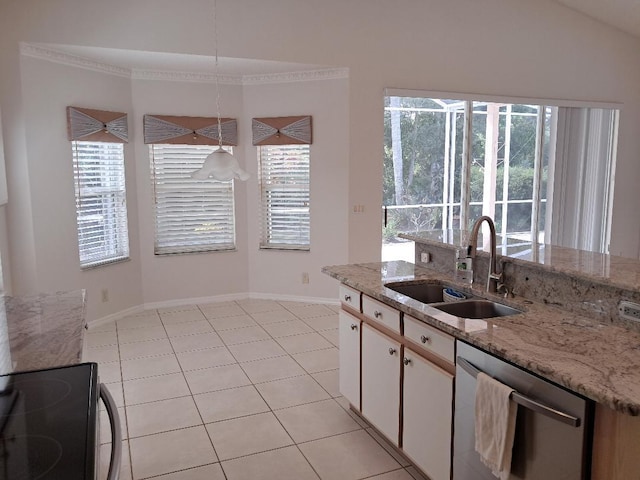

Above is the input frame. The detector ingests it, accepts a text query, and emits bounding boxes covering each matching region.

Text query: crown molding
[19,43,349,85]
[241,67,349,85]
[131,69,243,85]
[20,43,131,78]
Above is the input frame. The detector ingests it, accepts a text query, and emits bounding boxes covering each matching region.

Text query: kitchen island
[0,289,87,375]
[323,255,640,479]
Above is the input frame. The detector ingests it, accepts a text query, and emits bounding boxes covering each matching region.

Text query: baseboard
[89,292,339,327]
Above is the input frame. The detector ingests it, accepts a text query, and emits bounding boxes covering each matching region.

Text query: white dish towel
[474,372,518,480]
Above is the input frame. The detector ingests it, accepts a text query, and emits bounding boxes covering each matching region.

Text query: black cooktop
[0,363,99,480]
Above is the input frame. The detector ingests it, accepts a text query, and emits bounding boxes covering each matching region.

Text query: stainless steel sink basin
[433,300,522,319]
[384,282,447,304]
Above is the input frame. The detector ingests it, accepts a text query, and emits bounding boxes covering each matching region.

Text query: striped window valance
[143,114,238,146]
[252,116,312,146]
[67,106,128,143]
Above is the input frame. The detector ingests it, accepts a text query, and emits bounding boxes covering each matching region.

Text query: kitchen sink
[385,282,449,304]
[433,299,522,319]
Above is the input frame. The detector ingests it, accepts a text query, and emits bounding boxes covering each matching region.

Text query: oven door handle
[457,357,581,427]
[100,383,122,480]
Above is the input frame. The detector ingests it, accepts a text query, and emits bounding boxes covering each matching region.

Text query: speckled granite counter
[0,290,87,375]
[322,261,640,416]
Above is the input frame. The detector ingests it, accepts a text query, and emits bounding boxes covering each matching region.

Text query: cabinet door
[339,310,361,409]
[402,347,453,480]
[361,323,401,446]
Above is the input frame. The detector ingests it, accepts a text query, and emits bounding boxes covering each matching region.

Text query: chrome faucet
[468,216,503,293]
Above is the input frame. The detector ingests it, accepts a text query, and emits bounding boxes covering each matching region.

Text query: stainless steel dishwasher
[453,341,593,480]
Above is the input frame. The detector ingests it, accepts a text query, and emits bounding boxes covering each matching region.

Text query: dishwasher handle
[457,357,581,427]
[100,383,122,480]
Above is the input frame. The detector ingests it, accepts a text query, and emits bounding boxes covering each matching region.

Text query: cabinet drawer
[362,295,400,334]
[404,315,454,363]
[339,284,361,311]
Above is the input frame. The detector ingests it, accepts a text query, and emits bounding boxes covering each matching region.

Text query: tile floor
[84,299,427,480]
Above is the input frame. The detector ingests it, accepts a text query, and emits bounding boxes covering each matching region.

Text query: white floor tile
[164,320,214,338]
[237,299,286,314]
[298,429,401,480]
[274,399,361,443]
[184,364,251,395]
[170,331,224,352]
[366,428,411,468]
[255,375,329,410]
[176,346,236,371]
[262,319,314,338]
[201,304,246,318]
[118,325,168,344]
[86,330,118,348]
[84,345,120,363]
[88,321,116,333]
[369,469,415,480]
[221,445,320,480]
[240,355,306,384]
[286,304,334,319]
[194,385,269,423]
[151,464,226,480]
[100,440,132,480]
[206,314,258,331]
[126,396,202,438]
[98,362,122,383]
[207,411,293,460]
[249,310,296,325]
[276,332,333,355]
[217,325,271,345]
[311,369,340,397]
[123,372,190,405]
[318,328,339,347]
[100,406,127,444]
[227,339,287,362]
[103,382,124,408]
[121,353,181,381]
[160,309,207,325]
[129,425,217,479]
[300,314,339,331]
[117,315,162,330]
[293,347,340,373]
[119,338,174,360]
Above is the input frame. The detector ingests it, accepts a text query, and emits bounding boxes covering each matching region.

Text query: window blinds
[72,141,130,268]
[259,145,310,250]
[151,144,236,255]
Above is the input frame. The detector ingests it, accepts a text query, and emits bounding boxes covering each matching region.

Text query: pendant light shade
[192,147,250,181]
[191,0,249,182]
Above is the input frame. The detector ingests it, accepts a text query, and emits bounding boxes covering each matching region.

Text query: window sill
[80,256,130,271]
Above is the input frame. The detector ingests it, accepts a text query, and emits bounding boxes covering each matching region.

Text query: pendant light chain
[214,0,223,149]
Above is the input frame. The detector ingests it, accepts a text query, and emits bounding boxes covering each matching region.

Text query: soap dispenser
[455,245,474,284]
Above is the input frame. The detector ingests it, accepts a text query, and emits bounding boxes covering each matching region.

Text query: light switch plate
[420,252,431,263]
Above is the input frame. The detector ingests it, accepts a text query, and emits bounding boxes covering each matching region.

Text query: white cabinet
[402,347,454,480]
[339,310,361,409]
[361,323,401,446]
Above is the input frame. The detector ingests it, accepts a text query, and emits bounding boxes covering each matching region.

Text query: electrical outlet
[420,252,431,263]
[619,300,640,322]
[302,272,309,284]
[101,288,109,303]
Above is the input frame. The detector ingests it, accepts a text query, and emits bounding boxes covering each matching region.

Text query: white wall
[243,79,349,299]
[1,0,640,317]
[131,79,250,305]
[19,57,144,320]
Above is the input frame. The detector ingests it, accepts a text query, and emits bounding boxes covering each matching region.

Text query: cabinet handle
[421,335,431,344]
[350,323,358,331]
[403,357,412,366]
[344,295,351,302]
[374,310,382,319]
[388,347,396,355]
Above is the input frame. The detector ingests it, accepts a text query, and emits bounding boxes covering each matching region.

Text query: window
[259,145,310,250]
[72,141,130,268]
[383,93,619,259]
[150,144,236,255]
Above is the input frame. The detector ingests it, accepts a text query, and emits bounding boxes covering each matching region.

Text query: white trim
[88,292,338,326]
[384,87,623,110]
[20,43,131,78]
[86,304,145,330]
[20,43,348,85]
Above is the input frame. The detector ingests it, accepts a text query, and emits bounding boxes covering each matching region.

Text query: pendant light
[192,0,249,181]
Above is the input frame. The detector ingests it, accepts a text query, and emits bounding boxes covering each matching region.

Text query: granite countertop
[0,290,87,375]
[322,261,640,416]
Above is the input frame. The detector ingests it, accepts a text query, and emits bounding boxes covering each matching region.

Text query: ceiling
[553,0,640,39]
[30,43,335,77]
